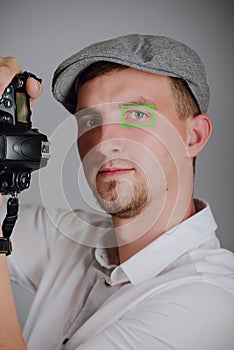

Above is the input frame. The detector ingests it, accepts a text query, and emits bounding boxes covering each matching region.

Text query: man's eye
[128,111,147,120]
[81,117,102,129]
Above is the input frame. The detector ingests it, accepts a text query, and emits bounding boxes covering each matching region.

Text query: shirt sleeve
[74,282,234,350]
[4,203,68,293]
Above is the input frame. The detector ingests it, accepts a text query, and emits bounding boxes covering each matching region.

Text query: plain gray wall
[1,0,233,328]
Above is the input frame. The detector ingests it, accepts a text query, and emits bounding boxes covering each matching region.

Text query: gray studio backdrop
[1,0,233,327]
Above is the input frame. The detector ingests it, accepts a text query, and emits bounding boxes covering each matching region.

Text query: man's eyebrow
[75,107,100,116]
[120,97,157,107]
[76,97,157,114]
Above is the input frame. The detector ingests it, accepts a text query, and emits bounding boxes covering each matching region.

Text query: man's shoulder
[123,280,234,349]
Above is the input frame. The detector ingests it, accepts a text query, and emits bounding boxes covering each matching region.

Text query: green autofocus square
[120,105,155,127]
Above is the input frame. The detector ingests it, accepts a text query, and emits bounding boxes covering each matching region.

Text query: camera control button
[5,86,13,94]
[4,99,13,109]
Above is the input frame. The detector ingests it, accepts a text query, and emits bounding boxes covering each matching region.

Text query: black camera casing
[0,72,50,195]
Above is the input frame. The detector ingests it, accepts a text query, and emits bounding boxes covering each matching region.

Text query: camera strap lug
[0,194,19,255]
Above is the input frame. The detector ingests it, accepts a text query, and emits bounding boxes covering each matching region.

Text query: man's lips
[97,166,135,179]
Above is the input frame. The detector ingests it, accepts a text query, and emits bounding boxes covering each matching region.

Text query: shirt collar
[95,199,217,286]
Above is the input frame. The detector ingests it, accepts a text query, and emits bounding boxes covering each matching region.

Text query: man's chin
[96,193,148,219]
[91,175,149,218]
[110,205,146,219]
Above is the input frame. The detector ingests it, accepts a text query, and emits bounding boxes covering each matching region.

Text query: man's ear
[186,114,213,157]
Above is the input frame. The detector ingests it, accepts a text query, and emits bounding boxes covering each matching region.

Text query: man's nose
[96,123,126,155]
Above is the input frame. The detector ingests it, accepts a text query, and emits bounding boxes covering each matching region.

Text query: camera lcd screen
[16,92,28,123]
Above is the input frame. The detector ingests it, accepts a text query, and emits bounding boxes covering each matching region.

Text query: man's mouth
[97,163,135,179]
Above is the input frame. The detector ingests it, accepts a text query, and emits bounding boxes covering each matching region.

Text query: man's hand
[0,56,42,106]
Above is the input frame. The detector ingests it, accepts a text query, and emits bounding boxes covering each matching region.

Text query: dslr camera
[0,72,50,195]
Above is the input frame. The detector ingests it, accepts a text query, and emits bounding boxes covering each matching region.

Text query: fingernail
[31,81,40,96]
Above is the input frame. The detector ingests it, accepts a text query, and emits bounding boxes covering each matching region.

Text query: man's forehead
[75,72,172,113]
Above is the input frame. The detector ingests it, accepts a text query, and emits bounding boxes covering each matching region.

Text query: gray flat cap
[52,34,209,114]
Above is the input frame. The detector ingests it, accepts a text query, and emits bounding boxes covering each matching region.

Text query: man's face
[76,68,192,220]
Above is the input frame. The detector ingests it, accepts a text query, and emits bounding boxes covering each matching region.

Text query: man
[0,34,234,350]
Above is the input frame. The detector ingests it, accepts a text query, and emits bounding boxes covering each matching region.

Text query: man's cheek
[77,143,100,189]
[77,126,102,158]
[77,139,86,160]
[77,137,95,160]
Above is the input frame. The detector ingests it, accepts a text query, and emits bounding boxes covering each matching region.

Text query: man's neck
[112,198,196,263]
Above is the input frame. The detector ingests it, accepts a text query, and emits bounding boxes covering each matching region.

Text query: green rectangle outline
[120,105,155,127]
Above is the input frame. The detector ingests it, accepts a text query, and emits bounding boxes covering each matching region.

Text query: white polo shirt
[5,199,234,350]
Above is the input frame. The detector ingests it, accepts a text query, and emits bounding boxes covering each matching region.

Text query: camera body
[0,72,50,195]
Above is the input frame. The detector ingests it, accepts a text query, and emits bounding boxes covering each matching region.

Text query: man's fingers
[0,56,42,107]
[25,77,42,106]
[0,57,22,96]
